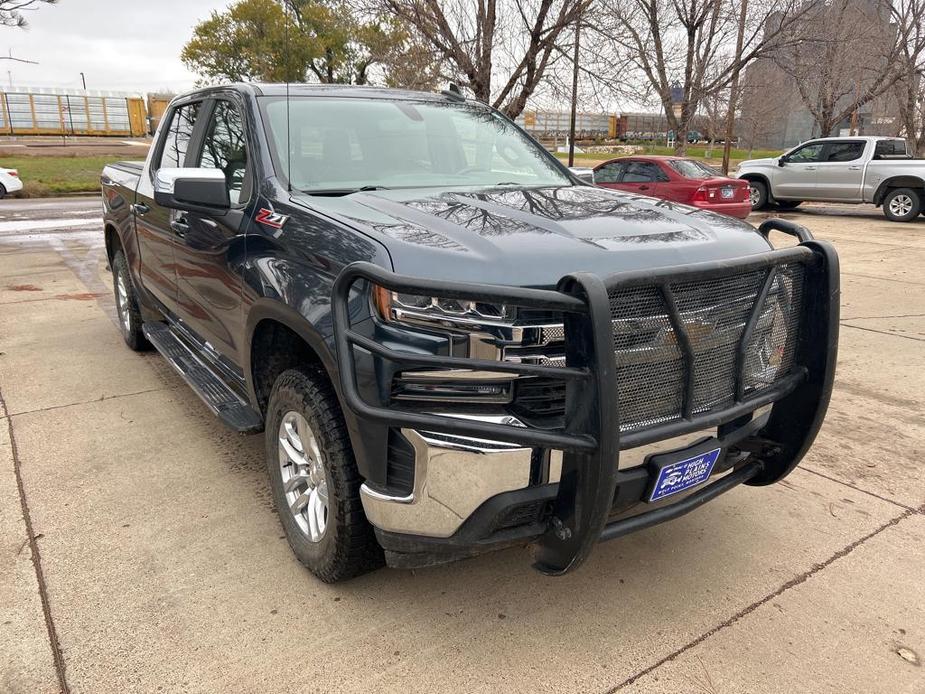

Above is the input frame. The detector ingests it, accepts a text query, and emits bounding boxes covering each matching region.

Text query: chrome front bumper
[360,406,772,538]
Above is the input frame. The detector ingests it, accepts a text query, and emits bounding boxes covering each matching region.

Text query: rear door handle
[639,185,651,191]
[804,166,817,171]
[848,165,862,171]
[131,203,150,216]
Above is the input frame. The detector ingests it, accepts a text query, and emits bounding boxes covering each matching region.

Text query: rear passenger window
[157,102,201,170]
[874,140,909,158]
[824,142,864,162]
[622,162,665,183]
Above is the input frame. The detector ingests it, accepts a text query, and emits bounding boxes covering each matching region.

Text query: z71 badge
[255,208,289,229]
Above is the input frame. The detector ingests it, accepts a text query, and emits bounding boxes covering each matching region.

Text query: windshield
[668,159,719,179]
[259,96,571,194]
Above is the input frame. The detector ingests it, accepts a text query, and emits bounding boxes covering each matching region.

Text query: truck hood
[297,184,771,287]
[737,157,778,170]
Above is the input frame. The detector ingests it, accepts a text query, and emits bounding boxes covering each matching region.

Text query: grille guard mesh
[332,235,839,576]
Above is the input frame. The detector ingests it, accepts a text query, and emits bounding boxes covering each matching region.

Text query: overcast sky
[4,0,231,93]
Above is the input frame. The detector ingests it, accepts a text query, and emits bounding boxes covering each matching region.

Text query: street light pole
[567,7,582,168]
[80,72,86,90]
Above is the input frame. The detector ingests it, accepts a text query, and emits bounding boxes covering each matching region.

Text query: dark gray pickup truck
[101,83,839,582]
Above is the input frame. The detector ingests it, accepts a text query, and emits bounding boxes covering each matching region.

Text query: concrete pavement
[0,198,922,693]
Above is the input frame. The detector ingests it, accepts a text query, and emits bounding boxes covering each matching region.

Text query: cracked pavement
[0,197,923,693]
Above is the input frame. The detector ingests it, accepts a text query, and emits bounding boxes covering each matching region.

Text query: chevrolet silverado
[101,83,839,582]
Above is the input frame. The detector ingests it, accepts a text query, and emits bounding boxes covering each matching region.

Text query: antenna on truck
[284,0,293,192]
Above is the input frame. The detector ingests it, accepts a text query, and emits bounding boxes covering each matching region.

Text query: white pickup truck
[737,136,925,222]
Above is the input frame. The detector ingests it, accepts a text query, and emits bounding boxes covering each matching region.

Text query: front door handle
[639,185,651,191]
[170,216,190,237]
[804,166,817,171]
[131,203,150,216]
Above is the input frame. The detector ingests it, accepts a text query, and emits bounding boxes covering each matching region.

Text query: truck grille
[511,263,805,433]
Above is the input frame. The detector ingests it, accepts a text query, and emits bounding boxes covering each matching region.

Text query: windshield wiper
[303,185,390,197]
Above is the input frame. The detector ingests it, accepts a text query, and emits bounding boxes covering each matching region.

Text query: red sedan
[593,155,751,219]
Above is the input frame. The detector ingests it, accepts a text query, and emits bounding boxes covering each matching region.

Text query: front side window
[594,161,625,183]
[198,100,250,204]
[787,142,825,163]
[823,141,864,162]
[259,97,571,193]
[157,102,201,170]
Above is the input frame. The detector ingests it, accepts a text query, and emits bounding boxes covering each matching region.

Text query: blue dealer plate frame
[647,447,722,502]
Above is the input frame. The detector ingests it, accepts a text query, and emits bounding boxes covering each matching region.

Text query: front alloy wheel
[748,180,769,210]
[264,366,382,582]
[278,410,329,542]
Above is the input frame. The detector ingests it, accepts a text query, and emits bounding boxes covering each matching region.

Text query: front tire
[111,249,150,351]
[748,180,770,210]
[883,188,921,222]
[0,183,7,200]
[265,366,383,583]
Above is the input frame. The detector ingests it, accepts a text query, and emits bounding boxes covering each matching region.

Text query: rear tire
[777,200,801,210]
[0,184,6,199]
[883,188,921,222]
[265,366,383,583]
[111,250,150,351]
[748,180,769,210]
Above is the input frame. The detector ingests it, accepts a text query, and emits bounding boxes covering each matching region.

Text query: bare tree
[376,0,588,117]
[894,8,925,154]
[773,0,925,138]
[0,0,56,27]
[588,0,810,154]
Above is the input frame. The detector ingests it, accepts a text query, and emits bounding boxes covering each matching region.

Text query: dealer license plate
[720,186,735,199]
[648,447,722,502]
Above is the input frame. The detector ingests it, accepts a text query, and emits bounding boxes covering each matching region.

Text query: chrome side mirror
[154,168,230,214]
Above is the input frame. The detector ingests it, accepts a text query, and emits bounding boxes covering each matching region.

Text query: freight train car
[0,87,148,137]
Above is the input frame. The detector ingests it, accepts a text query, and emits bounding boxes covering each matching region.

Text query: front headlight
[372,285,513,327]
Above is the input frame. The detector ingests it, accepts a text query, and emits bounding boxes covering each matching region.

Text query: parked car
[100,83,838,582]
[593,155,751,218]
[0,166,23,198]
[736,136,925,222]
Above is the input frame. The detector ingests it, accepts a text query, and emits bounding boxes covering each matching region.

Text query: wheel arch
[244,301,388,485]
[104,222,121,264]
[739,172,773,199]
[873,176,925,206]
[244,302,336,416]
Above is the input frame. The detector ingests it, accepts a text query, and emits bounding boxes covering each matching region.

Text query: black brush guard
[332,227,839,576]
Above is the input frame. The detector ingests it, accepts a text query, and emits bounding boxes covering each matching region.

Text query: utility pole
[80,72,86,90]
[567,7,582,168]
[722,0,749,175]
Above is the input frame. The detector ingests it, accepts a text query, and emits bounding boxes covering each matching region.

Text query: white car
[0,166,23,198]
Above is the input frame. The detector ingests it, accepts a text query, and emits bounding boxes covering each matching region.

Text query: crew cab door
[134,99,204,309]
[170,96,253,372]
[776,141,825,199]
[813,140,866,201]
